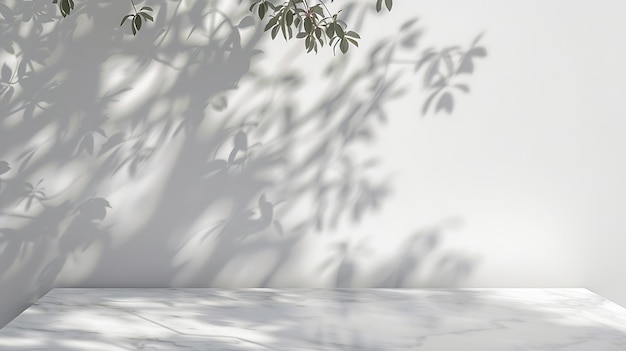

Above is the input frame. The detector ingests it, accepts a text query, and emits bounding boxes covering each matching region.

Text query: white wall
[1,0,626,328]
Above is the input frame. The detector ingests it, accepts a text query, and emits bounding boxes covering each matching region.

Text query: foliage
[120,6,154,36]
[49,0,392,53]
[250,0,391,54]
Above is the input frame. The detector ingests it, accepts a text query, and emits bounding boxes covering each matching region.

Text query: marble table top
[1,288,626,350]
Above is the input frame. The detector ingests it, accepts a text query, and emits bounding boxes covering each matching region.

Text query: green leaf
[326,24,335,38]
[140,6,153,12]
[345,31,360,39]
[385,0,393,11]
[60,0,70,17]
[120,14,133,26]
[264,16,278,31]
[140,12,154,22]
[304,17,312,33]
[315,27,322,40]
[280,14,288,40]
[335,23,344,38]
[271,25,280,39]
[311,5,324,16]
[340,39,349,54]
[258,2,266,19]
[285,10,293,26]
[376,0,383,12]
[134,14,142,32]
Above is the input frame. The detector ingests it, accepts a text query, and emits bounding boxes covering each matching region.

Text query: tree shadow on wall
[0,0,487,327]
[317,217,479,290]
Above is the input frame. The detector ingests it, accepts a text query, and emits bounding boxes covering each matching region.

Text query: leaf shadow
[0,0,487,329]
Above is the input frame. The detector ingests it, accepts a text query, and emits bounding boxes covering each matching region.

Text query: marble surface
[1,289,626,350]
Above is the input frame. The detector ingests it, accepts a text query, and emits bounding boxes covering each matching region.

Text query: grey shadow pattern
[0,0,487,327]
[1,288,626,350]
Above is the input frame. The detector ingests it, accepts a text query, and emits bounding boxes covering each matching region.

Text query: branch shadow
[316,217,480,290]
[0,0,487,328]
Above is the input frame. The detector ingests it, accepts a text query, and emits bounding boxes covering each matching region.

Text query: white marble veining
[1,288,626,350]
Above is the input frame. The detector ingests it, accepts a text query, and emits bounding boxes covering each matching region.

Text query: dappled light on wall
[0,0,487,327]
